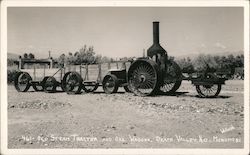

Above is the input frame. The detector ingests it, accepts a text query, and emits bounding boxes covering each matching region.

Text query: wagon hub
[68,80,76,86]
[204,85,213,89]
[105,82,114,87]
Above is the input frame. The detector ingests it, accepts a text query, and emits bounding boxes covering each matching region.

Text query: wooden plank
[87,64,99,81]
[19,61,131,82]
[80,66,87,80]
[21,68,62,82]
[101,63,109,80]
[109,63,117,69]
[125,62,131,71]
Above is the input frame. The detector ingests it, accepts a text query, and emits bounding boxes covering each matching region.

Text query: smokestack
[147,21,167,58]
[153,22,159,44]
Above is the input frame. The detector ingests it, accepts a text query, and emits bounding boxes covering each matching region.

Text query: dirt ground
[7,80,244,148]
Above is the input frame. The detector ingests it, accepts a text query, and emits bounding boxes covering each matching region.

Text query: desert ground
[7,80,244,148]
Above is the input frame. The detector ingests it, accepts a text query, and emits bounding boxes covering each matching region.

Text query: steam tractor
[102,21,226,97]
[14,21,227,98]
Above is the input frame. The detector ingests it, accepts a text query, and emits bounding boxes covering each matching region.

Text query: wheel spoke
[16,73,31,92]
[196,84,221,97]
[64,72,82,94]
[128,61,158,96]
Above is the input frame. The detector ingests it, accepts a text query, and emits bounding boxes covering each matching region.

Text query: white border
[1,1,249,155]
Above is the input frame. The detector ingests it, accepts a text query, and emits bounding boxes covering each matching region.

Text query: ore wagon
[13,58,132,94]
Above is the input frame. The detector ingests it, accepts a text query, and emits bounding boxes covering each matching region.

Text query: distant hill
[174,51,244,60]
[7,53,20,60]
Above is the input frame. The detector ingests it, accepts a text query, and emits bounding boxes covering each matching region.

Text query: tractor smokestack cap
[147,21,167,58]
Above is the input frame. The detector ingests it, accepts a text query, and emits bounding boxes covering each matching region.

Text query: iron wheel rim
[104,76,116,92]
[128,61,158,96]
[44,77,57,93]
[159,60,182,94]
[65,72,82,94]
[33,85,44,91]
[196,84,221,98]
[102,75,118,94]
[160,82,175,92]
[15,72,31,92]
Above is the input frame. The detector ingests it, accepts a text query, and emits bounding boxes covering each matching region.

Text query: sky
[7,7,243,59]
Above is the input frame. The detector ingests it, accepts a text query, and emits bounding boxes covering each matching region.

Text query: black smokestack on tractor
[147,21,167,58]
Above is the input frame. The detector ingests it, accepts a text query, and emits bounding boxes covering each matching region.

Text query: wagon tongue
[147,21,167,58]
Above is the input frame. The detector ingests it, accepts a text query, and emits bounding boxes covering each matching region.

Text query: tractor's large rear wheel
[159,60,182,94]
[128,59,160,96]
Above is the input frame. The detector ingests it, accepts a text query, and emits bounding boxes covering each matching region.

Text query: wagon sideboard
[65,61,131,83]
[20,68,63,82]
[19,61,131,83]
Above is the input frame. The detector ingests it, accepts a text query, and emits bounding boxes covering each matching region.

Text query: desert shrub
[7,70,18,84]
[176,57,195,73]
[176,53,244,79]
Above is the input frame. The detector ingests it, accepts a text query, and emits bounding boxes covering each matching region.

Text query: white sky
[7,7,243,59]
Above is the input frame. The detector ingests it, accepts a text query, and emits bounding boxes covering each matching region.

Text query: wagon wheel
[159,60,182,94]
[32,77,49,91]
[196,84,221,98]
[82,82,99,93]
[14,72,32,92]
[61,72,71,92]
[33,85,44,91]
[64,72,83,94]
[128,59,159,96]
[102,74,119,94]
[44,76,57,93]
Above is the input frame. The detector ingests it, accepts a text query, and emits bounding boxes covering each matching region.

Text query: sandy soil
[7,80,244,148]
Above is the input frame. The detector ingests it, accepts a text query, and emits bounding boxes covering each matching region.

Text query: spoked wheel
[128,59,159,96]
[196,84,221,98]
[63,72,83,94]
[61,72,71,92]
[82,82,99,93]
[33,84,44,91]
[14,72,32,92]
[159,60,182,94]
[123,85,131,93]
[44,76,57,93]
[102,74,119,94]
[160,81,182,94]
[32,77,49,92]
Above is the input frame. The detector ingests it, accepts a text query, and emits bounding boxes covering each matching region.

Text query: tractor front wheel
[102,74,119,94]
